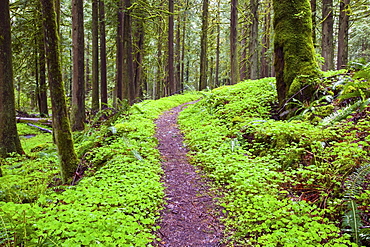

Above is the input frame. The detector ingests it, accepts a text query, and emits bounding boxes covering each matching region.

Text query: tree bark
[230,0,239,85]
[36,1,48,117]
[321,0,334,71]
[261,1,271,78]
[168,0,175,95]
[99,0,108,107]
[0,0,24,158]
[133,11,145,100]
[215,0,221,87]
[123,0,135,104]
[273,0,321,110]
[91,0,99,112]
[175,14,181,92]
[249,0,259,80]
[337,0,350,69]
[181,9,187,91]
[40,0,78,183]
[199,0,209,90]
[71,0,85,131]
[116,0,124,104]
[310,0,317,47]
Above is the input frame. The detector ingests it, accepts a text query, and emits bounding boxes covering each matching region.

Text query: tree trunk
[123,0,135,104]
[230,0,239,85]
[261,1,271,78]
[133,12,145,100]
[249,0,259,79]
[273,0,321,111]
[215,0,221,87]
[155,21,164,100]
[240,32,247,81]
[116,0,124,105]
[40,0,78,183]
[199,0,209,90]
[99,0,108,108]
[310,0,317,47]
[321,0,334,71]
[168,0,175,95]
[91,0,99,112]
[71,0,85,131]
[36,1,48,117]
[0,0,24,158]
[175,14,181,93]
[337,0,350,69]
[181,10,187,91]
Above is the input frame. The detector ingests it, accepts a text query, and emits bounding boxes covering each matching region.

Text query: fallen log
[16,117,52,126]
[26,123,53,133]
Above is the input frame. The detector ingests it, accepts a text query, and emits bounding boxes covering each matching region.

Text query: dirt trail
[153,102,225,247]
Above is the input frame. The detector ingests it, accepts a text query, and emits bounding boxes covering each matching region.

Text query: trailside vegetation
[179,74,370,246]
[0,93,200,246]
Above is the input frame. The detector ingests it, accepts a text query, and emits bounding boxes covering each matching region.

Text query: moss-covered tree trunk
[273,0,321,112]
[0,0,24,158]
[40,0,78,183]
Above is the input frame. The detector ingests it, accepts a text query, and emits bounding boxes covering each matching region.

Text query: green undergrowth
[179,78,362,246]
[0,93,200,246]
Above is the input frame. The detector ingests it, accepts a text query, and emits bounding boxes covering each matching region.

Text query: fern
[360,227,370,242]
[342,164,370,245]
[321,99,370,126]
[342,200,362,245]
[344,164,370,199]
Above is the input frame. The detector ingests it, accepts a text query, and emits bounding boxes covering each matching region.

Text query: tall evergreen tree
[36,1,49,117]
[230,0,239,85]
[91,0,99,112]
[0,0,24,158]
[40,0,79,183]
[99,0,108,108]
[249,0,259,79]
[116,0,124,104]
[321,0,334,71]
[199,0,209,90]
[337,0,350,69]
[168,0,175,95]
[123,0,135,103]
[71,0,85,130]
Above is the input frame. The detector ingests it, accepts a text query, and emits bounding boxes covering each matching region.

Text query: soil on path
[153,102,225,247]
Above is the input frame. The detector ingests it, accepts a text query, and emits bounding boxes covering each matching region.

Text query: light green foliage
[0,155,59,204]
[0,93,200,246]
[179,79,357,246]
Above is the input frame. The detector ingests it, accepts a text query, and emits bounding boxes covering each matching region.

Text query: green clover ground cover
[179,78,357,246]
[0,93,200,246]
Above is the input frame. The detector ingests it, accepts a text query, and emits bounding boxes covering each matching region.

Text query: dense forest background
[9,0,370,115]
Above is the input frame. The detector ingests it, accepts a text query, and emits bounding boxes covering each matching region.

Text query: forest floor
[153,102,226,247]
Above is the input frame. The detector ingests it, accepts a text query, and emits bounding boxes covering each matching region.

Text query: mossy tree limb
[0,0,24,158]
[40,0,78,183]
[273,0,321,111]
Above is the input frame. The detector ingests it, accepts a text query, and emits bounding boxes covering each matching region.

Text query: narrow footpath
[153,102,225,247]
